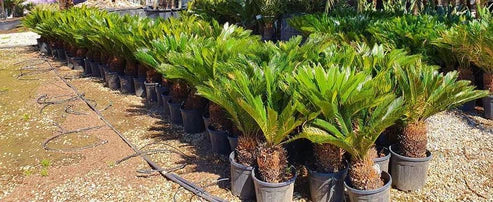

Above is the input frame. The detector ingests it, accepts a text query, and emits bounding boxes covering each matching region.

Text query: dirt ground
[0,46,492,201]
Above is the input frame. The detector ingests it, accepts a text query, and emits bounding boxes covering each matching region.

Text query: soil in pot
[344,171,391,202]
[206,125,230,155]
[252,166,297,202]
[133,77,146,98]
[168,99,183,125]
[229,152,255,200]
[389,145,432,191]
[119,74,135,94]
[180,103,206,134]
[161,91,172,116]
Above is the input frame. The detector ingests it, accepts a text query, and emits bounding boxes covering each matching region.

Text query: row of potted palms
[24,6,488,202]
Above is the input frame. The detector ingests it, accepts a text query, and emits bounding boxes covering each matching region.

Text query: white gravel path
[0,32,39,48]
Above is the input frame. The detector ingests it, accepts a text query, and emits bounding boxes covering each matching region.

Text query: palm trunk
[170,80,189,103]
[124,59,137,76]
[313,143,345,173]
[257,145,290,183]
[399,121,427,158]
[483,72,493,93]
[236,136,257,166]
[183,89,207,110]
[208,102,233,132]
[348,148,383,190]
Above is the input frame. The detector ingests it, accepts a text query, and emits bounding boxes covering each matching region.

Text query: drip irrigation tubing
[41,57,227,202]
[42,125,108,152]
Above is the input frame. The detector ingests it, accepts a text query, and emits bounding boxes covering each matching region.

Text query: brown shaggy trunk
[92,51,100,62]
[184,90,207,110]
[146,69,161,83]
[99,52,108,64]
[162,77,172,89]
[124,59,137,76]
[349,148,383,190]
[399,121,427,158]
[236,136,257,166]
[170,80,189,103]
[257,144,290,183]
[137,63,148,78]
[313,143,345,173]
[76,48,87,58]
[109,56,125,73]
[380,124,402,147]
[263,22,275,41]
[458,67,476,82]
[209,102,233,132]
[483,72,493,93]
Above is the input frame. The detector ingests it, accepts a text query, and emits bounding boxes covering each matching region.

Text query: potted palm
[291,64,405,201]
[390,62,488,191]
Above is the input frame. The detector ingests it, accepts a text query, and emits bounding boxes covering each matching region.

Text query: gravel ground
[0,45,492,201]
[0,32,39,48]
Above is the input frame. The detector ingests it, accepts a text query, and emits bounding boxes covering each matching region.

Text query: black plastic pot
[98,64,107,83]
[202,113,210,128]
[52,48,61,59]
[168,100,183,125]
[280,14,302,41]
[119,74,135,94]
[308,166,348,202]
[228,135,238,151]
[229,152,255,200]
[83,58,92,75]
[374,148,390,173]
[161,92,172,116]
[155,85,165,106]
[460,101,476,112]
[206,126,231,155]
[71,57,84,70]
[344,171,391,202]
[144,81,159,103]
[252,167,297,202]
[56,49,66,61]
[90,62,101,77]
[483,95,493,119]
[105,71,120,90]
[133,77,146,97]
[64,51,71,66]
[39,42,50,55]
[180,104,205,134]
[389,145,432,191]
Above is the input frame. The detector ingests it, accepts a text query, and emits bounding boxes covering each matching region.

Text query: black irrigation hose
[43,58,227,202]
[173,178,230,202]
[42,125,108,152]
[37,94,81,113]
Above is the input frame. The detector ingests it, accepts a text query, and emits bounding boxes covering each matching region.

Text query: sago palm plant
[291,65,405,190]
[393,63,488,158]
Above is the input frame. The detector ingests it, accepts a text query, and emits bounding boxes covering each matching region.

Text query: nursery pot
[39,42,50,55]
[64,51,71,66]
[180,104,205,134]
[206,126,231,155]
[374,147,390,173]
[308,166,348,202]
[98,64,108,83]
[71,57,84,70]
[229,151,255,200]
[344,171,391,202]
[133,77,146,97]
[483,95,493,119]
[228,135,238,150]
[252,167,297,202]
[161,91,172,116]
[389,145,432,191]
[155,85,165,106]
[119,74,135,94]
[168,100,183,125]
[57,49,66,61]
[144,81,159,104]
[202,113,210,128]
[83,58,92,75]
[90,62,101,77]
[105,71,121,90]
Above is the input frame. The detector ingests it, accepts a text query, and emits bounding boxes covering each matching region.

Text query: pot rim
[180,103,202,112]
[133,77,146,81]
[206,125,229,135]
[118,74,134,79]
[306,164,348,177]
[389,144,432,162]
[344,171,392,195]
[167,99,183,106]
[374,147,391,162]
[229,151,254,171]
[251,167,297,188]
[144,81,159,86]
